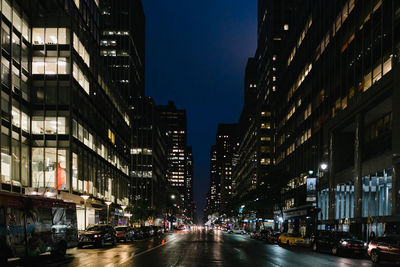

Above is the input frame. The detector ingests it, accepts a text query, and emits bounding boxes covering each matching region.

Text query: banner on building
[306,177,317,202]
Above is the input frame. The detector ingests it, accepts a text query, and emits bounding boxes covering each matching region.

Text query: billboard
[306,177,317,202]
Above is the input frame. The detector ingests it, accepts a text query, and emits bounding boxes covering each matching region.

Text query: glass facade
[335,183,354,219]
[362,168,392,217]
[0,0,131,212]
[318,189,329,220]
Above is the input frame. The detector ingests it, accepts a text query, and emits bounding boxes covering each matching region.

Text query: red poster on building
[54,163,66,189]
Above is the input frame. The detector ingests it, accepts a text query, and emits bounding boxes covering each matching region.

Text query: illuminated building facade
[0,0,143,230]
[157,101,192,214]
[257,0,400,239]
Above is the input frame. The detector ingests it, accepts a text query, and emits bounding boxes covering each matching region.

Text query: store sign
[306,177,317,202]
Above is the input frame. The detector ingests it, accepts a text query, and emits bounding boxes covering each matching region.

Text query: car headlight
[94,234,102,238]
[364,242,367,247]
[341,241,348,246]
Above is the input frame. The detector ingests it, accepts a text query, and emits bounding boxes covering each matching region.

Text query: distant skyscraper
[185,146,194,219]
[157,101,189,212]
[215,124,237,210]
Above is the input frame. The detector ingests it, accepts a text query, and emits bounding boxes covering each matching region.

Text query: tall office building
[254,0,400,239]
[157,101,189,213]
[100,0,145,102]
[0,0,135,230]
[215,124,237,210]
[185,146,194,219]
[130,97,168,212]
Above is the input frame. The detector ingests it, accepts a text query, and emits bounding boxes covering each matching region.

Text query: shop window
[362,169,392,217]
[335,182,354,219]
[1,134,10,184]
[32,148,67,190]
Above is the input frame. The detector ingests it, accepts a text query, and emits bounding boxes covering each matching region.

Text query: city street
[7,229,399,267]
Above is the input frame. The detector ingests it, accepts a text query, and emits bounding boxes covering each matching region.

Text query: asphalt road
[7,228,400,267]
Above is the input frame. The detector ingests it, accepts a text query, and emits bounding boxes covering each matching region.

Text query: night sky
[142,0,257,222]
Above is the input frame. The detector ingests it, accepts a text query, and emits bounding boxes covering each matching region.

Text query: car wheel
[312,243,318,252]
[370,250,380,263]
[51,241,67,257]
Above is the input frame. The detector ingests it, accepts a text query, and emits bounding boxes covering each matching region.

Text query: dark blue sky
[142,0,257,222]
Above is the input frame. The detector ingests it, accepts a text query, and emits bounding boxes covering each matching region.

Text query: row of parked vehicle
[250,229,400,264]
[78,224,165,248]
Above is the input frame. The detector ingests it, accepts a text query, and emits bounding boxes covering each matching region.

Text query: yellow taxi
[278,232,306,246]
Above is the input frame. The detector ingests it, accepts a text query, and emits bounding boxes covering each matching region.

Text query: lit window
[284,24,289,31]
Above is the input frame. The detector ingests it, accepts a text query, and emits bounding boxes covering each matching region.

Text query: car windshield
[87,226,106,231]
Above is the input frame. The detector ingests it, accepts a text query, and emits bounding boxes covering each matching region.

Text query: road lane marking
[119,236,178,264]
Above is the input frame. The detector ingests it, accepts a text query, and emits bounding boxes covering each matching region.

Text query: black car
[152,226,163,236]
[133,227,145,239]
[78,225,116,248]
[311,230,367,256]
[266,231,281,244]
[115,226,135,242]
[141,226,155,238]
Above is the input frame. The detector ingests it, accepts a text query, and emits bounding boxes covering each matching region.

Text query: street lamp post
[81,194,90,230]
[105,201,112,225]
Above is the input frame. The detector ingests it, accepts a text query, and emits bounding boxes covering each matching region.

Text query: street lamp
[81,194,90,230]
[320,163,328,171]
[171,194,176,200]
[105,201,112,225]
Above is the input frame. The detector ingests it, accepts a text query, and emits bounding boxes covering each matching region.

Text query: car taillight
[117,233,124,237]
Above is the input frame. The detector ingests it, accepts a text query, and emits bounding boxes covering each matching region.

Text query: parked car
[368,235,400,263]
[133,227,145,239]
[152,226,163,236]
[278,232,306,246]
[141,226,155,238]
[267,232,281,244]
[115,226,135,242]
[311,230,366,256]
[78,225,116,248]
[228,228,246,235]
[250,230,260,239]
[259,230,271,241]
